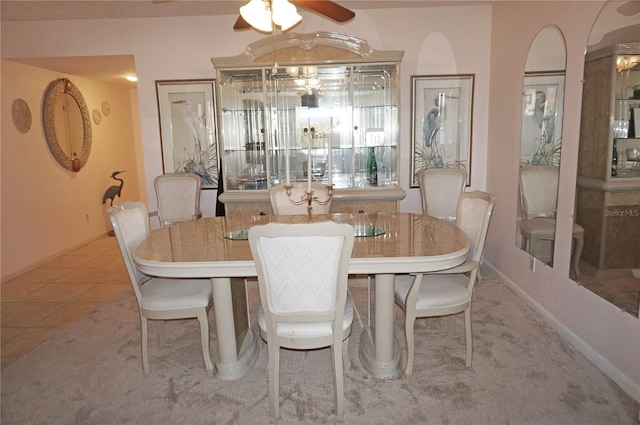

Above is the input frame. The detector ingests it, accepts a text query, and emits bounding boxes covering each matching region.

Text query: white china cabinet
[212,32,405,215]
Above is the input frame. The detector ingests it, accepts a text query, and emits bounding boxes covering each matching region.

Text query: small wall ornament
[12,98,32,133]
[93,109,102,125]
[102,100,111,117]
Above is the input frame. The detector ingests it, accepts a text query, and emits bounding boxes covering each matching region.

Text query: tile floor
[1,235,130,369]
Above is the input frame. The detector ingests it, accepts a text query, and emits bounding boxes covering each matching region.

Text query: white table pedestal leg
[358,274,401,378]
[211,277,259,380]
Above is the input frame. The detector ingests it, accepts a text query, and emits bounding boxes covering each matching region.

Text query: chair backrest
[154,173,201,226]
[248,221,354,332]
[269,182,332,215]
[519,165,558,219]
[418,167,467,219]
[455,190,496,264]
[107,201,150,304]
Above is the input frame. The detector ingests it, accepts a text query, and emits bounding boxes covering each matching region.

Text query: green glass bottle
[611,139,618,177]
[367,147,378,186]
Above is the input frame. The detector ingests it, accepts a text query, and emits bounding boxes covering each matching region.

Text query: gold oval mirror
[43,78,92,172]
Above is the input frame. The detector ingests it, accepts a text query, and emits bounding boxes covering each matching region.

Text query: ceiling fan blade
[293,0,355,22]
[233,15,252,30]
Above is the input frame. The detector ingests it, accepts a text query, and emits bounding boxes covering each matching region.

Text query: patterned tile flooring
[1,235,129,369]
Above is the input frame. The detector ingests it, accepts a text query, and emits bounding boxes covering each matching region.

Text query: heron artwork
[173,99,206,149]
[172,98,216,186]
[102,171,125,206]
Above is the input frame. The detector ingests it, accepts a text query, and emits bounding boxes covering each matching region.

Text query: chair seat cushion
[395,274,470,310]
[519,217,556,237]
[258,294,354,338]
[521,218,584,238]
[140,278,212,310]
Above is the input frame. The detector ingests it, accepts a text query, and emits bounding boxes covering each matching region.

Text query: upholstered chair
[519,165,583,277]
[108,201,214,376]
[154,172,202,227]
[418,167,467,220]
[248,221,355,417]
[394,190,496,375]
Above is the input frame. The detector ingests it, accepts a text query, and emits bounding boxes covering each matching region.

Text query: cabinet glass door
[614,56,640,177]
[266,65,352,187]
[352,64,398,187]
[219,69,267,189]
[218,63,399,190]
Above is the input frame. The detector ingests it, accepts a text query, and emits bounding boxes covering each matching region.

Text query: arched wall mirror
[574,1,640,317]
[43,78,92,172]
[516,26,567,269]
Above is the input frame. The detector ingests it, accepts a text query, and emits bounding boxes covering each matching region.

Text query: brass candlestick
[285,184,333,221]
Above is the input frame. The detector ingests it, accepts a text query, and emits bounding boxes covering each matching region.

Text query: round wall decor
[12,98,32,133]
[102,100,111,116]
[93,109,102,125]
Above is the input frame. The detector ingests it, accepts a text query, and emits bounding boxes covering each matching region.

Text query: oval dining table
[134,212,469,380]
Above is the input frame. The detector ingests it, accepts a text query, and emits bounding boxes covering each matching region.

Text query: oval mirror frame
[516,25,567,268]
[43,78,92,172]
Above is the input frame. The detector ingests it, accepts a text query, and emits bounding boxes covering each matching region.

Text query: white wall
[1,1,637,403]
[1,60,142,278]
[0,5,493,219]
[486,1,639,403]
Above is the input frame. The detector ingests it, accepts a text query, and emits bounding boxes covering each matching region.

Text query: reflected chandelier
[617,55,640,73]
[240,0,302,32]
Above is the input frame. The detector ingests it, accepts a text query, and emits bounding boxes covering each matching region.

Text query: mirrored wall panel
[575,1,640,316]
[516,26,567,269]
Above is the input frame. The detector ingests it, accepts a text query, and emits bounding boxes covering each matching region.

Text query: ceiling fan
[233,0,355,30]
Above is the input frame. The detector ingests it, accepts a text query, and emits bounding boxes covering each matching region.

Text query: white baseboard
[484,261,640,404]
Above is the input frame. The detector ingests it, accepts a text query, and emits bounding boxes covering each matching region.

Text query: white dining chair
[394,190,496,375]
[154,172,202,227]
[248,221,355,418]
[269,182,332,215]
[108,201,214,377]
[519,165,583,277]
[418,167,467,220]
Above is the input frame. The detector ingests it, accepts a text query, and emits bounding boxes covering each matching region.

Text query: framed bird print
[520,72,564,167]
[409,74,474,187]
[156,80,219,189]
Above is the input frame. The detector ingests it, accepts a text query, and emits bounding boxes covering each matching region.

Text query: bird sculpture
[102,171,125,206]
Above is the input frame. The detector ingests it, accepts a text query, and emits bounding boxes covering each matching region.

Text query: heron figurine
[102,171,125,206]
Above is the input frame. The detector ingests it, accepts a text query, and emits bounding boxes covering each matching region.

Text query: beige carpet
[2,271,638,424]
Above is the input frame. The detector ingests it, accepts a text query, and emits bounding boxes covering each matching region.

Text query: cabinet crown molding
[212,31,404,69]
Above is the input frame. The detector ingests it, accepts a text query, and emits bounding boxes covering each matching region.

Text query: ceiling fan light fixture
[240,0,273,32]
[271,0,301,31]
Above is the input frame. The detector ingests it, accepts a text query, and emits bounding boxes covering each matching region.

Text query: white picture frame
[156,79,219,189]
[410,74,474,187]
[520,72,564,167]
